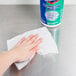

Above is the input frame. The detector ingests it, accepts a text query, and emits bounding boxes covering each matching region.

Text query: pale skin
[0,34,42,76]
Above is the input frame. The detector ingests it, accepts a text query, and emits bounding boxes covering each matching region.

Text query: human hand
[11,34,42,63]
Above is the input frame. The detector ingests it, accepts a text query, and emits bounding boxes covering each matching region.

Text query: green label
[45,0,64,26]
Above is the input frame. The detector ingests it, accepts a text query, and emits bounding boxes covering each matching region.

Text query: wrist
[7,50,18,64]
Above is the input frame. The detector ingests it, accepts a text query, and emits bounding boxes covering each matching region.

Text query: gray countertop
[0,5,76,76]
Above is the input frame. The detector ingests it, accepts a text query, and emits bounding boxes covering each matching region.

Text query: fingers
[17,35,42,51]
[27,34,34,41]
[27,34,39,44]
[30,34,38,43]
[30,38,43,49]
[23,34,39,45]
[16,37,25,46]
[27,47,40,60]
[26,36,42,59]
[31,46,40,53]
[35,38,43,46]
[29,47,38,57]
[22,35,34,44]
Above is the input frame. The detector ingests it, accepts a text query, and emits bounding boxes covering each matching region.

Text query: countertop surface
[0,5,76,76]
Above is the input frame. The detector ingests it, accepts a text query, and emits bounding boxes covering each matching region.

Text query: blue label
[40,0,47,24]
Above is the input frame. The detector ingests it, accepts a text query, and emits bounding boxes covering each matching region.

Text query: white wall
[0,0,76,5]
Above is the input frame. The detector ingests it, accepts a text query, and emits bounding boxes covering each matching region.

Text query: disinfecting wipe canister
[40,0,64,28]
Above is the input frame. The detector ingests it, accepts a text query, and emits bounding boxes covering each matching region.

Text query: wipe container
[40,0,64,28]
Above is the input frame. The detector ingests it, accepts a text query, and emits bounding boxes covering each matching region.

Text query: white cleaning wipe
[7,27,58,70]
